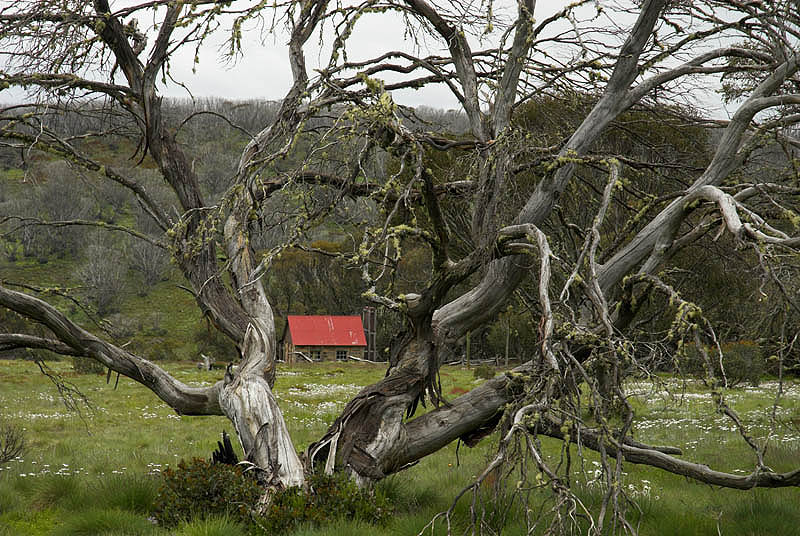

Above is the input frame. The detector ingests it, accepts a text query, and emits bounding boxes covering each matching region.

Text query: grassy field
[0,359,799,535]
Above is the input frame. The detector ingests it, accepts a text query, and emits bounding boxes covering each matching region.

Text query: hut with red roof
[283,315,367,363]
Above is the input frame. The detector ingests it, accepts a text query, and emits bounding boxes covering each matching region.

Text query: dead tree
[2,0,800,531]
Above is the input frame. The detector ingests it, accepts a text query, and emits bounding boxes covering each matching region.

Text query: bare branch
[0,333,82,356]
[1,216,167,249]
[0,283,223,416]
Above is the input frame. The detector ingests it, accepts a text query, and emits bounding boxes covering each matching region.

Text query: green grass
[0,360,799,535]
[0,216,210,364]
[50,508,160,536]
[171,516,250,536]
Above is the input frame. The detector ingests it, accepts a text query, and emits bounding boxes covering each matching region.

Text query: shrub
[259,472,392,533]
[71,356,107,375]
[193,325,239,362]
[720,340,765,386]
[680,340,764,387]
[107,313,138,338]
[153,461,393,532]
[74,232,128,315]
[152,458,261,528]
[147,337,180,361]
[128,334,180,361]
[127,239,169,292]
[0,420,25,464]
[473,364,495,380]
[24,348,62,362]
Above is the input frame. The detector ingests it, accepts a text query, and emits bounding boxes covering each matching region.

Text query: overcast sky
[157,0,569,109]
[1,1,730,116]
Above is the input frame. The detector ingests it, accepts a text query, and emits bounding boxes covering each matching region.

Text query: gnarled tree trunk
[220,203,305,489]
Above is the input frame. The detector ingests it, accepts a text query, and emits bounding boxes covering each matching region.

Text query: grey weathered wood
[0,284,224,416]
[221,201,305,488]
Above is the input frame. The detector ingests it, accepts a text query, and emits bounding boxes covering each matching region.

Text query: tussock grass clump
[0,481,23,513]
[30,473,87,510]
[172,515,250,536]
[473,364,495,380]
[92,474,159,514]
[51,507,159,536]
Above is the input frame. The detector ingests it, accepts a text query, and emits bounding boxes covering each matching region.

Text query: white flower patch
[37,392,55,403]
[146,462,163,475]
[677,392,709,400]
[10,411,73,420]
[759,382,800,400]
[635,417,702,431]
[315,401,341,413]
[285,383,361,398]
[137,404,175,420]
[280,398,345,414]
[286,415,331,429]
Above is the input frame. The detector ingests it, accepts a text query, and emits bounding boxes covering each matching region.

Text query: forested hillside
[0,99,486,362]
[2,97,793,377]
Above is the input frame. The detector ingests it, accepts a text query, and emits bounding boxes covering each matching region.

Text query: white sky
[1,1,730,116]
[157,0,569,109]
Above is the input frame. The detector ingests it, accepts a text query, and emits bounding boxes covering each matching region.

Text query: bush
[720,340,765,386]
[127,239,169,292]
[152,458,261,528]
[153,460,393,533]
[74,232,128,315]
[680,340,764,387]
[0,420,25,464]
[71,357,107,375]
[473,364,495,380]
[128,336,180,362]
[259,472,392,533]
[146,337,180,361]
[193,325,238,362]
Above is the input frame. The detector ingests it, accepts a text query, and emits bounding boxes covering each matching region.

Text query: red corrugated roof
[287,315,367,347]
